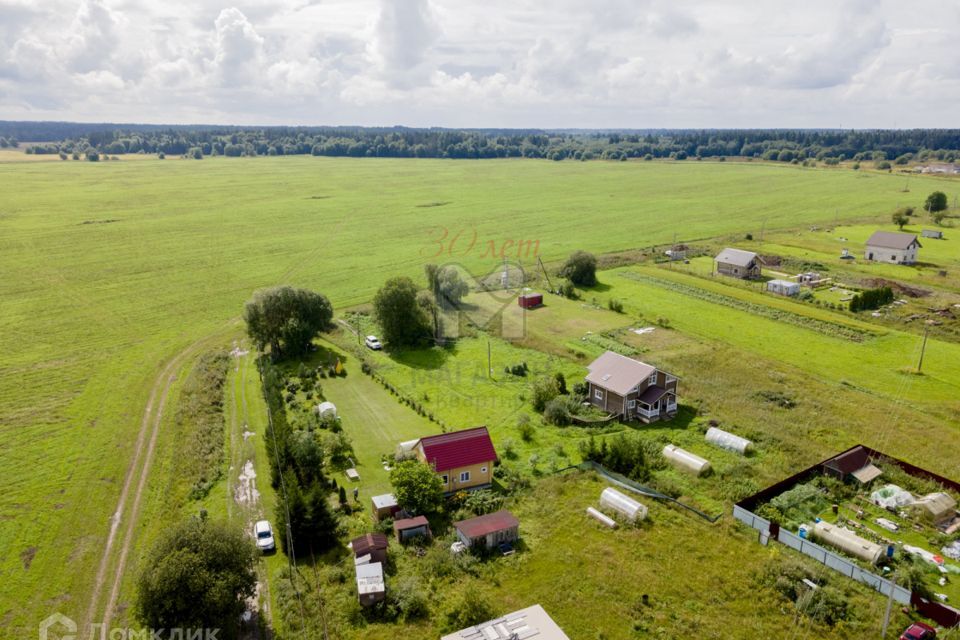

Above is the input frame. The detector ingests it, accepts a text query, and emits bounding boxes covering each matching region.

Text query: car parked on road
[254,520,275,552]
[365,335,382,350]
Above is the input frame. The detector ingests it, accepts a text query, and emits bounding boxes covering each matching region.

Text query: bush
[607,298,624,313]
[543,397,571,426]
[559,279,578,299]
[559,250,597,286]
[442,590,496,633]
[530,376,560,412]
[924,190,948,213]
[553,371,567,395]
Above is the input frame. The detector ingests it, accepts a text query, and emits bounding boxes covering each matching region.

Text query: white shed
[599,487,648,522]
[705,427,752,455]
[766,279,800,296]
[662,445,711,476]
[315,401,337,418]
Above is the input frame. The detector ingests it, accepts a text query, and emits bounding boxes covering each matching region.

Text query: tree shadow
[583,282,613,293]
[389,343,457,370]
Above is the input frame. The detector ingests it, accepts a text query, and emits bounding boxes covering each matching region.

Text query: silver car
[254,520,275,552]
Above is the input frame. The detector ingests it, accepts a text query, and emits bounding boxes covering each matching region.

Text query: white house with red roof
[414,426,497,493]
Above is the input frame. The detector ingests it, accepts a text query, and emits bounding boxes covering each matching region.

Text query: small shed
[315,401,337,418]
[350,533,389,565]
[518,292,543,309]
[662,444,711,476]
[705,427,752,455]
[396,439,419,460]
[393,515,432,542]
[766,279,800,296]
[922,229,944,239]
[371,493,400,521]
[599,487,647,522]
[454,509,520,548]
[912,492,957,524]
[355,561,385,607]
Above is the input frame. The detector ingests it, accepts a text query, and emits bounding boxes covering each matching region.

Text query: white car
[365,335,382,350]
[254,520,275,552]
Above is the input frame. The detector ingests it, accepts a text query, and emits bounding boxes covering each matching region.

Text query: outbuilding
[371,493,400,521]
[864,231,921,264]
[350,532,389,565]
[355,561,385,607]
[393,515,432,542]
[922,229,944,240]
[766,279,800,296]
[454,509,520,548]
[714,248,762,279]
[440,604,570,640]
[518,292,543,308]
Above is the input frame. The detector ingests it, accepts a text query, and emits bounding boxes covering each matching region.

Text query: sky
[0,0,958,128]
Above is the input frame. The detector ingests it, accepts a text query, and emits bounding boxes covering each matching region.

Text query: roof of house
[440,604,570,640]
[637,385,669,405]
[851,464,883,484]
[393,515,430,531]
[586,350,656,396]
[350,533,389,557]
[355,562,385,595]
[715,248,759,267]
[417,426,497,472]
[371,493,398,510]
[454,509,519,539]
[768,279,800,287]
[866,231,921,250]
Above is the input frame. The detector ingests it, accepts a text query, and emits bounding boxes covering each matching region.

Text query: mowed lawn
[1,155,958,630]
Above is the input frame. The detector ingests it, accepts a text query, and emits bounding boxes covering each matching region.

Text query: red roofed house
[415,426,497,494]
[454,509,520,548]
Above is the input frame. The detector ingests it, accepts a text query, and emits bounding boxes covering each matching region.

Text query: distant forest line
[3,121,960,164]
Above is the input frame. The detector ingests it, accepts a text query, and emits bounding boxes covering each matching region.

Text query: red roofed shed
[454,509,520,548]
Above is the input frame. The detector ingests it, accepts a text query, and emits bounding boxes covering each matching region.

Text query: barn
[454,509,519,548]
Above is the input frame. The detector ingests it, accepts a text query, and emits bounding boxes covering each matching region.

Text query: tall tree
[136,518,257,640]
[559,250,598,286]
[243,286,333,359]
[373,277,431,346]
[390,460,444,515]
[891,209,909,230]
[924,191,948,214]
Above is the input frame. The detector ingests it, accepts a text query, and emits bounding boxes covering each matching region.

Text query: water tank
[704,427,752,455]
[662,445,711,476]
[599,487,648,522]
[810,521,884,565]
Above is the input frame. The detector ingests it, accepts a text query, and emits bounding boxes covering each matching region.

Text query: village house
[414,426,497,494]
[714,248,762,279]
[585,350,678,423]
[864,231,921,264]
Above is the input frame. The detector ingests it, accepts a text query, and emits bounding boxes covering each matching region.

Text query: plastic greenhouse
[662,444,711,476]
[599,487,648,522]
[705,427,752,455]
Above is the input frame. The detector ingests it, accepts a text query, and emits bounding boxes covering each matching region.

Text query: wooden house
[714,248,762,279]
[414,427,497,494]
[585,351,678,423]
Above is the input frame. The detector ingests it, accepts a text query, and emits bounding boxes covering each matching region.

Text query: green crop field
[2,156,959,637]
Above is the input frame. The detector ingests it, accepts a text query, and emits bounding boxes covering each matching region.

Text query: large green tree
[559,250,598,286]
[390,460,444,515]
[243,286,333,358]
[373,277,431,346]
[924,190,948,213]
[425,264,470,308]
[136,518,257,639]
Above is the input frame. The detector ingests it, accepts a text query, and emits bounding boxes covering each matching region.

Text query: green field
[3,156,960,636]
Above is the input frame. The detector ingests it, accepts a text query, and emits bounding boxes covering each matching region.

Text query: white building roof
[355,561,384,595]
[372,493,398,509]
[441,604,570,640]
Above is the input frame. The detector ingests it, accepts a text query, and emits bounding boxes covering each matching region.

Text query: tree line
[8,121,960,163]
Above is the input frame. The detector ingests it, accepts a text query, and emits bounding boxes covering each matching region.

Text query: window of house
[460,471,470,483]
[628,400,636,409]
[648,372,657,385]
[594,388,603,400]
[441,475,448,485]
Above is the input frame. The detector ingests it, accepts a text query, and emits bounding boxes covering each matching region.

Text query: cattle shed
[371,493,400,521]
[518,292,543,308]
[350,532,389,565]
[766,279,800,296]
[393,515,432,542]
[454,509,520,548]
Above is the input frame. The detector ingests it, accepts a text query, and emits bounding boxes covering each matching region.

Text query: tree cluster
[373,277,432,346]
[244,286,333,359]
[848,286,894,312]
[579,434,653,482]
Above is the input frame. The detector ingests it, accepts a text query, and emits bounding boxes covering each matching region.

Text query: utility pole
[487,339,492,378]
[880,575,896,638]
[917,325,929,372]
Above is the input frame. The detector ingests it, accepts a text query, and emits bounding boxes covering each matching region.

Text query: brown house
[585,351,678,423]
[715,248,762,279]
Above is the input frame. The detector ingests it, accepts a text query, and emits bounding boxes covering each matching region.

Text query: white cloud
[0,0,955,127]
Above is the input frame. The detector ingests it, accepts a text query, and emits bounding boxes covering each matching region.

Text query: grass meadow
[1,155,959,634]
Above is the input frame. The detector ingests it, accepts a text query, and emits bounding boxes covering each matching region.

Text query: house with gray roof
[865,231,921,264]
[714,248,762,279]
[585,350,678,423]
[441,604,570,640]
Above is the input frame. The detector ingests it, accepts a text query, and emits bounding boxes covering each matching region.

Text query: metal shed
[393,515,432,542]
[454,510,520,548]
[662,444,711,476]
[599,487,648,522]
[705,427,752,455]
[766,279,800,296]
[371,493,400,521]
[518,292,543,308]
